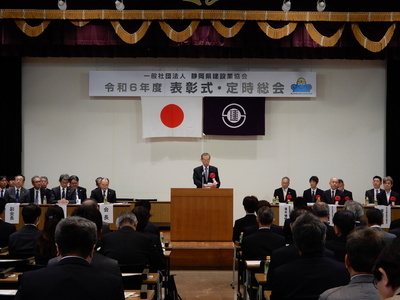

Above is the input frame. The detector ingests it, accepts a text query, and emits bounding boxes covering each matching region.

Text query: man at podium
[193,152,221,188]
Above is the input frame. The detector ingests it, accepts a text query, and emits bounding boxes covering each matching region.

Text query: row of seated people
[0,198,165,276]
[0,174,118,204]
[233,195,400,300]
[272,175,400,205]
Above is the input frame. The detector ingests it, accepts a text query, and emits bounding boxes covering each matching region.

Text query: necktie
[62,188,66,199]
[16,189,20,202]
[312,190,315,198]
[0,189,3,198]
[375,190,379,198]
[331,190,335,201]
[103,190,106,200]
[205,167,209,182]
[35,190,39,204]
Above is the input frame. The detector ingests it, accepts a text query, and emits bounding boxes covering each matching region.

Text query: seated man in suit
[366,208,396,244]
[270,213,350,300]
[99,211,164,272]
[232,195,258,244]
[68,175,87,204]
[193,152,221,189]
[8,203,41,258]
[320,227,385,300]
[4,174,30,203]
[337,179,353,201]
[325,210,356,262]
[377,176,400,206]
[0,197,16,247]
[29,175,50,204]
[365,175,384,203]
[303,175,324,203]
[90,177,117,203]
[50,173,76,204]
[15,216,124,300]
[0,175,8,198]
[323,177,344,205]
[273,176,297,203]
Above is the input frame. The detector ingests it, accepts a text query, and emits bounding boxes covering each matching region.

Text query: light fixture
[317,0,326,12]
[58,0,67,10]
[115,0,125,11]
[282,0,291,12]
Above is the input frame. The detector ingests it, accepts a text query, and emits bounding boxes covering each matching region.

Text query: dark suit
[270,253,350,300]
[76,186,87,202]
[273,187,297,203]
[15,257,124,300]
[370,226,396,245]
[323,189,344,204]
[90,188,117,203]
[8,224,41,258]
[0,219,16,247]
[341,189,353,201]
[4,187,30,203]
[303,188,324,203]
[232,213,257,242]
[365,188,384,203]
[48,252,121,277]
[144,221,160,236]
[193,165,221,188]
[100,226,164,272]
[49,186,76,204]
[28,188,51,204]
[325,235,347,262]
[241,228,285,260]
[377,190,400,205]
[390,218,400,230]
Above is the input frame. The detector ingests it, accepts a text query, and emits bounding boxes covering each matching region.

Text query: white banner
[99,203,114,224]
[5,203,20,224]
[56,204,68,218]
[328,204,338,226]
[376,205,391,228]
[278,203,293,226]
[89,71,316,98]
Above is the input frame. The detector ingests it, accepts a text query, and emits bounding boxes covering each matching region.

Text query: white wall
[21,58,386,221]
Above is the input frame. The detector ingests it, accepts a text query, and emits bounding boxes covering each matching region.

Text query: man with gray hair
[270,213,349,300]
[312,201,335,240]
[99,211,164,272]
[344,200,366,227]
[49,173,76,204]
[15,216,124,300]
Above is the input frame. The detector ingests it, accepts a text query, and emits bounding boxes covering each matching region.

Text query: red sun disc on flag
[160,104,185,128]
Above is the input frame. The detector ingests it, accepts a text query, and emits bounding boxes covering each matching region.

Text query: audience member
[82,198,111,235]
[4,175,30,203]
[312,201,336,240]
[256,200,284,236]
[134,200,160,236]
[34,205,64,265]
[50,174,76,204]
[273,176,297,203]
[377,176,400,206]
[15,216,125,300]
[0,197,16,247]
[8,203,41,258]
[68,175,87,203]
[29,175,49,204]
[366,208,396,244]
[270,213,349,300]
[193,152,221,188]
[90,177,117,203]
[99,211,164,272]
[232,195,258,243]
[323,177,344,205]
[344,200,366,227]
[365,175,384,203]
[282,196,309,244]
[373,240,400,300]
[303,176,324,203]
[338,179,353,201]
[325,210,356,262]
[319,227,385,300]
[0,175,8,198]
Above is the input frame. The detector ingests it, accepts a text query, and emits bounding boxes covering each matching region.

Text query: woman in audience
[34,205,64,265]
[373,240,400,299]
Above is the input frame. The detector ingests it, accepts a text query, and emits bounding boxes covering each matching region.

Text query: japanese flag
[141,96,202,138]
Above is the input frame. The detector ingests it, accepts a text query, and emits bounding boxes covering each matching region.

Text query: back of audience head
[257,200,271,210]
[43,205,64,232]
[346,227,385,274]
[72,206,103,236]
[366,207,384,226]
[242,196,258,213]
[132,206,150,231]
[373,240,400,299]
[134,200,152,213]
[22,203,41,224]
[293,196,308,211]
[82,199,99,210]
[344,200,364,220]
[290,208,308,225]
[55,216,97,259]
[256,206,274,226]
[292,212,326,255]
[332,210,356,237]
[312,201,330,218]
[116,211,137,228]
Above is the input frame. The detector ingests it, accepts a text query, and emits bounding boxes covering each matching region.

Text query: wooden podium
[169,188,234,269]
[170,188,233,241]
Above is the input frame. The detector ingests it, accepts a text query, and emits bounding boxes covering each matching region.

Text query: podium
[170,188,233,241]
